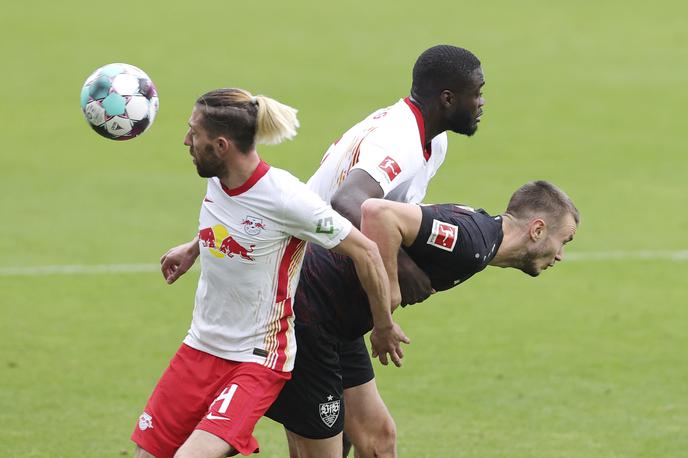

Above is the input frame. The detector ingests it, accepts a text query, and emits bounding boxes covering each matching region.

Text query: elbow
[360,198,388,225]
[330,192,351,215]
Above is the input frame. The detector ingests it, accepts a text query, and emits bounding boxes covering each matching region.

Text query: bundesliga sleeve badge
[427,219,458,252]
[377,156,402,182]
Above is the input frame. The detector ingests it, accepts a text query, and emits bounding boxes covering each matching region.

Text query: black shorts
[265,324,374,439]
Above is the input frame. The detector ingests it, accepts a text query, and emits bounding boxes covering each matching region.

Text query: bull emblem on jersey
[199,225,256,261]
[378,156,401,182]
[241,216,267,235]
[219,236,255,260]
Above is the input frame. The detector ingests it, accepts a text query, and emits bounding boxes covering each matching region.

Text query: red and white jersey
[184,161,352,372]
[307,97,448,204]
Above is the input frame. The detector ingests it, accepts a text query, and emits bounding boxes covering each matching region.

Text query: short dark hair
[411,45,481,99]
[506,181,580,226]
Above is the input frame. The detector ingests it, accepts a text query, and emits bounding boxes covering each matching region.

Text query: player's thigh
[265,323,345,439]
[131,344,221,457]
[174,430,234,458]
[343,379,394,440]
[285,428,343,458]
[197,362,290,456]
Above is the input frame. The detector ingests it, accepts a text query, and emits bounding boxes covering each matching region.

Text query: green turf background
[1,0,686,456]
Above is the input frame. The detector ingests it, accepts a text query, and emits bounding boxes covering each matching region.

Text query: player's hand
[370,322,410,367]
[397,250,434,305]
[160,240,199,284]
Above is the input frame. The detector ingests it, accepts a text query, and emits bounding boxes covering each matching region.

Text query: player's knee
[350,416,396,457]
[374,416,396,452]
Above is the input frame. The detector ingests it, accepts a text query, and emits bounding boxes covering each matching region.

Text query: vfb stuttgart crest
[319,395,340,428]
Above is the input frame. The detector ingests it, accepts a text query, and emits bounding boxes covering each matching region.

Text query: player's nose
[555,247,564,262]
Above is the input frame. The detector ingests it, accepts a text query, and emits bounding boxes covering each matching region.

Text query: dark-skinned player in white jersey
[280,45,486,458]
[266,181,579,458]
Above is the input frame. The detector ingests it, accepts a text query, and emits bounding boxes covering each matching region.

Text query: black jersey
[294,204,504,339]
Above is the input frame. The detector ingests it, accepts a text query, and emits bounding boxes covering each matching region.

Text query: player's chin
[456,123,479,137]
[521,265,542,277]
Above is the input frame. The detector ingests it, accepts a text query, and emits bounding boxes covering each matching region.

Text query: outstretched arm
[360,199,424,311]
[160,236,200,284]
[331,228,410,367]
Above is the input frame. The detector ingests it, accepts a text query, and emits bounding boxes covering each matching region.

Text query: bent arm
[160,235,200,284]
[360,199,423,309]
[333,170,432,305]
[330,169,384,228]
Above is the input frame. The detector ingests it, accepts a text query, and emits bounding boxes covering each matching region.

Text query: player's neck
[408,95,442,145]
[489,214,526,268]
[219,150,261,190]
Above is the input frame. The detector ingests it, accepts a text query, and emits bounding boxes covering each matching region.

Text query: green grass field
[1,0,687,456]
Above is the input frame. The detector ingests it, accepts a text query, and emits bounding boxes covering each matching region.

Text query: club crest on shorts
[138,412,154,431]
[427,219,458,252]
[319,395,340,428]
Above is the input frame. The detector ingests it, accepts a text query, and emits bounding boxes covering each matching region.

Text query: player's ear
[440,89,454,107]
[215,136,232,155]
[529,218,546,241]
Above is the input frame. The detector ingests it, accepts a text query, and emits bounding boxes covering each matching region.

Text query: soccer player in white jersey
[281,45,486,457]
[131,88,407,458]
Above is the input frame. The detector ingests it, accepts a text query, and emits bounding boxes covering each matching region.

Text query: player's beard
[194,144,228,178]
[450,107,478,137]
[516,244,551,277]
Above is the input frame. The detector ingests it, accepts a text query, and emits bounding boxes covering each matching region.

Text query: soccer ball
[80,63,159,140]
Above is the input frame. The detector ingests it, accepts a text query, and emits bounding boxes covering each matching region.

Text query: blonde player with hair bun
[131,88,408,458]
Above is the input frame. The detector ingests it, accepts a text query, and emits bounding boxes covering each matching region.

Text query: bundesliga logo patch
[319,395,340,428]
[427,219,458,252]
[377,156,401,182]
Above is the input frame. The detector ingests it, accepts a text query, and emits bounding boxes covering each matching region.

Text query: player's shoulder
[423,204,501,240]
[266,165,328,206]
[431,131,448,149]
[360,99,426,155]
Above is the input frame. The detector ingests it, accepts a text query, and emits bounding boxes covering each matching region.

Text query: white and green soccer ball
[80,63,159,140]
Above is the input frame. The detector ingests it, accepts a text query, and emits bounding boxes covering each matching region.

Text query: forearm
[351,244,394,329]
[188,235,200,258]
[360,206,402,301]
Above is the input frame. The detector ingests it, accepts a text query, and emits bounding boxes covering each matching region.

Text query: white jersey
[184,161,352,372]
[307,97,448,203]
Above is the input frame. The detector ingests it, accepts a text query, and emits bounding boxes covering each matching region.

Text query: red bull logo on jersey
[427,219,458,252]
[378,156,401,182]
[241,216,267,235]
[199,224,255,261]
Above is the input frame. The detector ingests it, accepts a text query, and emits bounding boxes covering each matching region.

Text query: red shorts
[131,343,290,457]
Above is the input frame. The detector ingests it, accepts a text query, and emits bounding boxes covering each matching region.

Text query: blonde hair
[195,88,299,152]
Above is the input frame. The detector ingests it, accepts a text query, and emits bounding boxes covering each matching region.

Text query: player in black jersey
[266,180,579,457]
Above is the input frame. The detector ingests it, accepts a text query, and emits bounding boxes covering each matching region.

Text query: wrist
[373,319,394,330]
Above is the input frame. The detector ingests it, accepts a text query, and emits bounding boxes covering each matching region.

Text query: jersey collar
[403,97,432,161]
[221,160,271,196]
